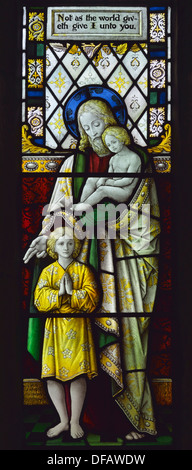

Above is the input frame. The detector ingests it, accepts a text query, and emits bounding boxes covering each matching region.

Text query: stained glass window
[21,4,172,450]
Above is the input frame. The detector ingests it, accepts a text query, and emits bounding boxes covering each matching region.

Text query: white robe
[41,155,160,435]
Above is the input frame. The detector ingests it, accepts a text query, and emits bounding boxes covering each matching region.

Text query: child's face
[55,235,75,259]
[105,134,124,153]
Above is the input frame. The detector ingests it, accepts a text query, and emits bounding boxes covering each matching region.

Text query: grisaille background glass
[21,3,173,449]
[2,0,192,454]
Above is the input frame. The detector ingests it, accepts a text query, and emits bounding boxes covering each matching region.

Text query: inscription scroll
[47,7,147,40]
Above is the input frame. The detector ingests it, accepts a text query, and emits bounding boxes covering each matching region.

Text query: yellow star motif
[109,67,131,95]
[50,111,65,135]
[138,74,148,89]
[49,71,66,94]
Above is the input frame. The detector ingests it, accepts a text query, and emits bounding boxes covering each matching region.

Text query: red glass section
[22,175,172,379]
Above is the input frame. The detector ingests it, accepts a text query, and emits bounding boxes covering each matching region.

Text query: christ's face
[80,112,106,141]
[104,134,124,153]
[55,235,75,260]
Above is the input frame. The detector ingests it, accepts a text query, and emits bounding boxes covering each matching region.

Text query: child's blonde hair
[102,125,131,148]
[47,227,82,260]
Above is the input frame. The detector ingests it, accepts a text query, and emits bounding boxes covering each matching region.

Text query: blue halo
[63,85,127,139]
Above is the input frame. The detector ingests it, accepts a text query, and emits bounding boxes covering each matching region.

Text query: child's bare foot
[73,202,91,213]
[70,422,84,439]
[47,422,69,438]
[125,431,145,441]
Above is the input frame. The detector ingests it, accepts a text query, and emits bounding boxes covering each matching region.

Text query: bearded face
[79,111,111,156]
[88,133,110,156]
[78,100,117,156]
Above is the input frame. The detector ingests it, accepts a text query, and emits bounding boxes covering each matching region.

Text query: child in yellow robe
[34,226,100,439]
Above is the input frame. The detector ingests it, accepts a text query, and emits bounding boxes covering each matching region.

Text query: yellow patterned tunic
[34,260,99,382]
[41,155,161,435]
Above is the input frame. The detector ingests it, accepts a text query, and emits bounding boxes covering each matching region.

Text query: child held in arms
[76,125,142,209]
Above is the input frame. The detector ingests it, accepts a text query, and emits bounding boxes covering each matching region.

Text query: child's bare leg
[70,376,87,439]
[83,184,129,205]
[80,178,100,202]
[46,379,69,437]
